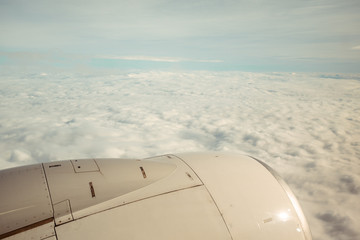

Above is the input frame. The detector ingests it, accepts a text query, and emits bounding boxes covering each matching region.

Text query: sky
[1,0,360,72]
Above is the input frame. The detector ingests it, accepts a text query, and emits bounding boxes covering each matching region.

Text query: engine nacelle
[0,152,312,240]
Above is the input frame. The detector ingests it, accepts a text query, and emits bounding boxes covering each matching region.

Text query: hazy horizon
[1,0,360,72]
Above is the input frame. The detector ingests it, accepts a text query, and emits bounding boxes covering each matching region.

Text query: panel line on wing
[0,218,54,239]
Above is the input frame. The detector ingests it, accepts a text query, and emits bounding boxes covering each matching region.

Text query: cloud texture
[0,70,359,239]
[100,56,223,63]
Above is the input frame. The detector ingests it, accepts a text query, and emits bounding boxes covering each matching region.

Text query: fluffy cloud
[0,70,359,240]
[99,56,223,63]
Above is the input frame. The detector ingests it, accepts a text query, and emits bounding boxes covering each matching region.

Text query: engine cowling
[0,152,312,240]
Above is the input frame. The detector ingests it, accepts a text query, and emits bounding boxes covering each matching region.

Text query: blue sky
[1,0,360,72]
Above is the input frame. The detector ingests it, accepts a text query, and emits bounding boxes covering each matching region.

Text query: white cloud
[352,45,360,50]
[0,70,359,240]
[104,56,181,62]
[99,55,223,63]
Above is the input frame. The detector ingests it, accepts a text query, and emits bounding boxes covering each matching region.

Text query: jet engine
[0,152,312,240]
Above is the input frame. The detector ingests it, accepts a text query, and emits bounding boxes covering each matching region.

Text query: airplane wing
[0,152,312,240]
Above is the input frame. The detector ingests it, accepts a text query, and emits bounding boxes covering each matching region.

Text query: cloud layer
[100,56,223,63]
[0,70,359,240]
